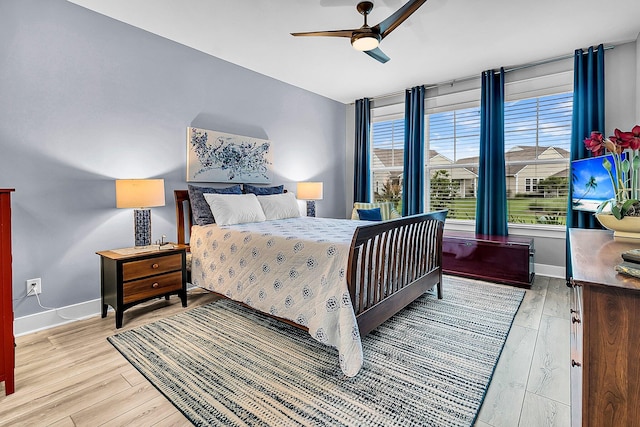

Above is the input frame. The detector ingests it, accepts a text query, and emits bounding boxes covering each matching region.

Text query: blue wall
[0,0,347,319]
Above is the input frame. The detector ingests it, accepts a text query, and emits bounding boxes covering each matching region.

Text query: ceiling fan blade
[374,0,427,39]
[291,29,355,38]
[364,47,390,63]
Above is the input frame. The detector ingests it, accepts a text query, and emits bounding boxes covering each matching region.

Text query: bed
[175,190,446,376]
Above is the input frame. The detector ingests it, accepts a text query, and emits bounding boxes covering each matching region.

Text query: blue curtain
[402,86,425,216]
[475,68,508,236]
[566,44,605,279]
[354,98,371,203]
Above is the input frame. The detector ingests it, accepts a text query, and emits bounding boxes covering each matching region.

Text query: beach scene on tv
[572,155,616,212]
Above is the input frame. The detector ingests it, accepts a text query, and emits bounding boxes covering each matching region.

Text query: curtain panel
[402,86,425,216]
[354,98,371,203]
[475,68,508,236]
[566,44,605,279]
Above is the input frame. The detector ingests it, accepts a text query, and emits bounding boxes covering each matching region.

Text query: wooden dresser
[569,229,640,427]
[0,189,15,395]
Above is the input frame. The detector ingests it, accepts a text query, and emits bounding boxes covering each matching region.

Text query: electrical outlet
[26,278,42,296]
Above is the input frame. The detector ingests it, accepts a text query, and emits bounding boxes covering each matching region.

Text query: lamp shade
[115,179,165,209]
[297,182,324,200]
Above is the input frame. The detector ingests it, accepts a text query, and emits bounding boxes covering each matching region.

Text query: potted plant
[583,126,640,238]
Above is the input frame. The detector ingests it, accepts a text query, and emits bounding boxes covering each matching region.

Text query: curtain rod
[364,45,615,103]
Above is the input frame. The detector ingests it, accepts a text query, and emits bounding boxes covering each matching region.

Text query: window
[425,107,480,220]
[369,72,572,228]
[525,178,540,192]
[504,92,572,225]
[371,118,404,211]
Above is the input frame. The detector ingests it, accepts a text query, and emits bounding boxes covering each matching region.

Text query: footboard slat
[348,210,447,335]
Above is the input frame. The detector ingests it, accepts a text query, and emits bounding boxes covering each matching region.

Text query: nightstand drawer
[123,271,183,304]
[123,253,182,281]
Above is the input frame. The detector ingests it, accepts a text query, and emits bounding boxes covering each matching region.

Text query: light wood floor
[0,275,570,426]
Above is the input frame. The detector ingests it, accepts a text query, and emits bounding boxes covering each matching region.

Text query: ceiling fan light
[351,33,380,51]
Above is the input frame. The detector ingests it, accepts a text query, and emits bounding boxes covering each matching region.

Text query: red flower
[619,125,640,151]
[613,128,631,150]
[584,131,605,155]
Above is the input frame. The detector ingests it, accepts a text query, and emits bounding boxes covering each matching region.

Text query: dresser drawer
[569,282,583,427]
[122,253,182,281]
[123,271,183,304]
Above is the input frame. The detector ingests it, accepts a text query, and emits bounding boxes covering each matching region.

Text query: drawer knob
[571,359,582,367]
[152,263,159,269]
[152,282,159,288]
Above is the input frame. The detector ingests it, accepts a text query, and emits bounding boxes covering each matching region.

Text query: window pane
[428,166,477,219]
[505,92,571,225]
[426,106,480,220]
[372,118,404,211]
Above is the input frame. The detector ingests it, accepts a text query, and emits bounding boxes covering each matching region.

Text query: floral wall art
[187,127,272,183]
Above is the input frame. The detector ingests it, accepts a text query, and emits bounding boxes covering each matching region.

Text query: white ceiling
[67,0,640,104]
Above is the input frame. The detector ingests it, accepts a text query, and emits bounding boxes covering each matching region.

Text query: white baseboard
[535,263,566,279]
[14,298,103,337]
[14,267,565,337]
[14,283,200,337]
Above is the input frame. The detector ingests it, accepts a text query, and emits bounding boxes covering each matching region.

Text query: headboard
[174,190,192,246]
[175,188,291,247]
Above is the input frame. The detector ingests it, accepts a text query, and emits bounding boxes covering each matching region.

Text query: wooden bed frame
[175,190,446,336]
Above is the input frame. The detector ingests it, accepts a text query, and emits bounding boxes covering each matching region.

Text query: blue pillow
[243,184,284,196]
[188,184,242,225]
[357,207,382,221]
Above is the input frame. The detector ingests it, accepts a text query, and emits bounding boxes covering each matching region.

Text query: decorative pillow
[243,184,284,196]
[188,184,242,226]
[203,193,266,226]
[357,207,382,221]
[258,192,301,220]
[351,202,401,221]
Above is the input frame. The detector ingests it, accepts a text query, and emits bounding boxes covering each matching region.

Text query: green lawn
[376,196,568,225]
[444,197,567,225]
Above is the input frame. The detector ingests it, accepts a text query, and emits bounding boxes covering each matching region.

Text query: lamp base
[306,200,316,217]
[134,209,152,247]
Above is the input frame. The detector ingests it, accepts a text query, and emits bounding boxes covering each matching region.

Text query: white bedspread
[190,217,370,377]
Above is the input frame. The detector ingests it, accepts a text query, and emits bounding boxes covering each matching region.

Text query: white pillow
[258,192,301,220]
[203,193,266,226]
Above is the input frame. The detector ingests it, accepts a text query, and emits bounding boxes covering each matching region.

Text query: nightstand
[97,245,188,328]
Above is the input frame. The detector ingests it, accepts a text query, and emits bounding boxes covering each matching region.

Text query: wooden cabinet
[443,231,534,287]
[0,189,15,395]
[97,246,188,328]
[569,229,640,427]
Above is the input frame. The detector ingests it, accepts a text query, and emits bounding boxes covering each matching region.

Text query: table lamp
[116,179,165,247]
[297,182,323,217]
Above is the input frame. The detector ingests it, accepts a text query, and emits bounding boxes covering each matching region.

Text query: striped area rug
[108,277,524,427]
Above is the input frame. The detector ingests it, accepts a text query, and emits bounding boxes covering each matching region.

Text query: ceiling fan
[291,0,427,64]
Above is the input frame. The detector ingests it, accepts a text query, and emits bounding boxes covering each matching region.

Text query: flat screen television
[571,154,619,212]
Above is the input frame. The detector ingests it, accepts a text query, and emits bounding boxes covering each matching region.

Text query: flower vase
[595,213,640,241]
